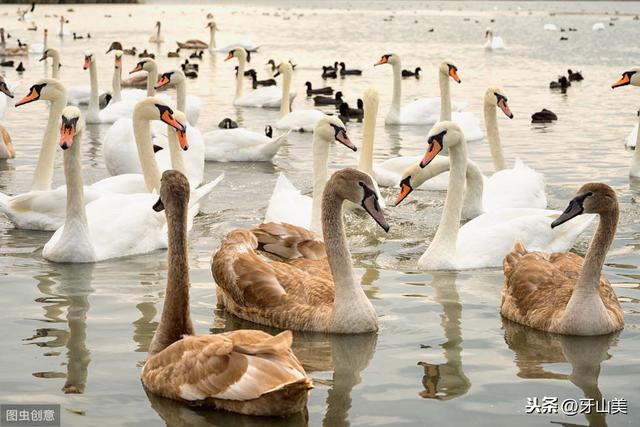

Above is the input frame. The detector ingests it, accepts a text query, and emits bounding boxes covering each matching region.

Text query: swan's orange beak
[374,57,387,66]
[498,99,513,119]
[155,75,170,90]
[130,63,143,74]
[612,73,631,89]
[15,87,40,107]
[420,138,444,168]
[224,52,234,61]
[114,57,122,69]
[59,123,75,150]
[177,129,188,150]
[395,177,413,206]
[449,67,461,83]
[160,110,184,132]
[335,128,357,151]
[83,57,92,70]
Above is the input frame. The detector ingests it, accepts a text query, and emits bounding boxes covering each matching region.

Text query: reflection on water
[417,272,471,400]
[26,264,93,394]
[503,319,618,427]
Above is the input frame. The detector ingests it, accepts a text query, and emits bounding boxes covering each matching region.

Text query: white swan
[155,69,201,126]
[83,52,137,124]
[611,67,640,177]
[484,28,505,50]
[592,23,605,32]
[57,16,70,37]
[264,116,356,234]
[410,121,593,270]
[543,24,558,31]
[374,54,467,125]
[203,126,290,162]
[0,76,17,121]
[274,62,326,132]
[110,50,146,103]
[0,82,191,230]
[226,48,295,108]
[28,28,47,54]
[40,48,61,79]
[149,21,164,43]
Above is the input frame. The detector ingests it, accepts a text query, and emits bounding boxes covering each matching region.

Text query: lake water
[0,1,638,426]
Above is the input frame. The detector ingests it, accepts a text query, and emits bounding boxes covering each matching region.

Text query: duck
[15,62,25,73]
[0,60,14,67]
[138,49,155,59]
[149,21,164,43]
[0,39,28,56]
[338,102,351,123]
[212,168,388,333]
[611,68,640,177]
[155,69,202,125]
[550,76,570,90]
[189,50,203,60]
[405,121,593,270]
[267,59,277,72]
[374,54,467,126]
[339,62,362,76]
[226,48,295,108]
[142,170,312,416]
[176,21,215,49]
[218,118,238,129]
[402,67,421,78]
[313,91,343,106]
[321,66,337,79]
[484,27,505,50]
[72,32,83,40]
[247,69,276,89]
[501,183,624,336]
[167,48,180,58]
[531,108,557,123]
[265,115,356,233]
[274,62,326,132]
[305,81,333,95]
[265,125,273,138]
[567,69,584,81]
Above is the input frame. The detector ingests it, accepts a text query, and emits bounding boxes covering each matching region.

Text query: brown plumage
[211,168,389,333]
[142,170,311,417]
[501,183,624,336]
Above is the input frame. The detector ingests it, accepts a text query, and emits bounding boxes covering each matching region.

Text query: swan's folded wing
[253,222,326,260]
[143,333,308,402]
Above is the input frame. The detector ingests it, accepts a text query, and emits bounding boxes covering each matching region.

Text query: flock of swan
[0,8,635,419]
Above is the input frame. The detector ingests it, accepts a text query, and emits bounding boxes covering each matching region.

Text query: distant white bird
[484,27,505,50]
[543,23,557,31]
[592,23,605,31]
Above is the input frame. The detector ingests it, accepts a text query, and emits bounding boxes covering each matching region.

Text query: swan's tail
[261,130,290,160]
[503,240,528,280]
[190,173,224,209]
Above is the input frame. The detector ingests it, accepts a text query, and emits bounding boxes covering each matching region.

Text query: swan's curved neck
[133,112,161,192]
[390,61,402,113]
[175,80,186,113]
[112,65,122,103]
[209,23,216,48]
[423,141,467,259]
[310,135,330,235]
[50,52,60,79]
[462,160,484,218]
[439,71,451,121]
[167,128,186,176]
[562,207,618,329]
[235,56,245,98]
[358,97,378,174]
[484,102,506,171]
[58,128,94,258]
[321,186,375,331]
[631,116,640,177]
[32,92,68,191]
[149,196,193,355]
[279,70,292,118]
[88,60,99,117]
[146,66,158,97]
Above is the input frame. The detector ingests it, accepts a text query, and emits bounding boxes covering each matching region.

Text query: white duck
[611,68,640,177]
[374,54,467,125]
[203,125,290,162]
[264,116,357,234]
[226,48,295,108]
[274,62,326,132]
[410,121,593,270]
[484,28,505,50]
[83,52,137,124]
